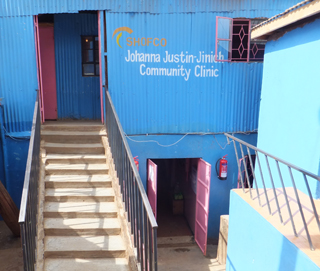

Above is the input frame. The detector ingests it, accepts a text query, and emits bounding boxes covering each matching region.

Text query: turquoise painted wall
[256,18,320,198]
[127,133,257,239]
[226,191,320,271]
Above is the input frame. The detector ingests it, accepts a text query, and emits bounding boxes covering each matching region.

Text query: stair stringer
[35,143,48,271]
[102,136,139,271]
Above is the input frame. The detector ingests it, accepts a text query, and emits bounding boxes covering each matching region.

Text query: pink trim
[195,158,211,256]
[34,16,45,123]
[215,16,232,62]
[98,12,104,123]
[147,159,158,220]
[39,25,58,120]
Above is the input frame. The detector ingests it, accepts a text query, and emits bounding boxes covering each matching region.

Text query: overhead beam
[251,0,320,39]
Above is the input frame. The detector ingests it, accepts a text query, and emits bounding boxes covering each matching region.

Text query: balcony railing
[19,94,41,271]
[225,133,320,251]
[105,90,158,271]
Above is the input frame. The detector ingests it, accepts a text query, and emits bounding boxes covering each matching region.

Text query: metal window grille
[215,17,266,62]
[231,19,250,62]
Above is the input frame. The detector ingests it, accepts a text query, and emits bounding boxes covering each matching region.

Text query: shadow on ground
[158,243,226,271]
[0,221,23,271]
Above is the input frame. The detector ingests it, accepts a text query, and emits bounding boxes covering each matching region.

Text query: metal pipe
[246,146,261,206]
[144,209,149,271]
[255,152,272,215]
[275,161,297,236]
[288,167,314,250]
[232,140,245,192]
[265,155,283,223]
[302,173,320,233]
[239,143,252,197]
[153,228,158,271]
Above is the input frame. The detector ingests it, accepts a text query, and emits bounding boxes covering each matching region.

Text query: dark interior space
[150,158,199,238]
[38,14,54,23]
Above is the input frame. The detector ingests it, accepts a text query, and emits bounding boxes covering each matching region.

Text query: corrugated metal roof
[106,12,262,135]
[252,0,316,31]
[1,0,302,18]
[0,16,38,133]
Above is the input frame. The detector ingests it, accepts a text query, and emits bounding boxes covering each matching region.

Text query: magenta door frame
[147,159,158,220]
[98,11,104,123]
[195,158,211,255]
[39,25,58,120]
[34,16,45,123]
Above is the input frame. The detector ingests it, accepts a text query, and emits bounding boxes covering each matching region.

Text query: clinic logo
[113,26,167,48]
[112,27,133,48]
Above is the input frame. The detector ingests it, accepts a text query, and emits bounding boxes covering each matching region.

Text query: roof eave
[251,0,320,40]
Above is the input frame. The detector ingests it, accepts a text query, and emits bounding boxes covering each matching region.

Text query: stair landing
[234,187,320,267]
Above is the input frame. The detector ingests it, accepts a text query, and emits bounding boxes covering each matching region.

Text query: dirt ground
[158,242,226,271]
[0,221,23,271]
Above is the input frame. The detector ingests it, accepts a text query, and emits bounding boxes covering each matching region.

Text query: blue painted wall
[6,138,29,207]
[106,12,263,135]
[127,133,257,239]
[256,18,320,198]
[226,191,320,271]
[0,15,37,207]
[54,13,101,120]
[0,16,38,134]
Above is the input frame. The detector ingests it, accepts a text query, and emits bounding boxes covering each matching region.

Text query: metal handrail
[105,90,158,271]
[19,94,41,271]
[225,133,320,251]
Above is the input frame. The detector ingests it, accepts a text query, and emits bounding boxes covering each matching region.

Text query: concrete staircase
[41,122,130,271]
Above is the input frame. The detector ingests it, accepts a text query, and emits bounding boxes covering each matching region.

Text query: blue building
[226,1,320,270]
[0,0,302,249]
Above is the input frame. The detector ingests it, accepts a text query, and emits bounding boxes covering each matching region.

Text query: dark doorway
[149,158,199,238]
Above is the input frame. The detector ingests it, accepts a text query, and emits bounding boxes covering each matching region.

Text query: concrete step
[44,258,129,271]
[42,122,104,132]
[44,201,118,218]
[45,175,112,189]
[45,164,108,175]
[45,188,115,202]
[44,235,126,258]
[41,130,106,143]
[45,154,106,164]
[44,143,104,155]
[44,218,121,236]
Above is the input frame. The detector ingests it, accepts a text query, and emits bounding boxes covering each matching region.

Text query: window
[215,17,266,62]
[81,36,100,76]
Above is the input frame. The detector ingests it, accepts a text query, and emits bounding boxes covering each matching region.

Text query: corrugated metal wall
[106,12,262,134]
[0,16,38,133]
[54,13,100,120]
[1,0,301,17]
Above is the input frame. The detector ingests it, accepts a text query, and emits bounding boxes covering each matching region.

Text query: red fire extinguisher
[216,155,228,180]
[133,156,139,171]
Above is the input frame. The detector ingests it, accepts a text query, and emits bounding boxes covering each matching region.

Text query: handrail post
[265,155,283,223]
[288,167,314,251]
[232,140,245,191]
[239,143,252,197]
[275,161,297,236]
[254,152,272,215]
[246,146,261,206]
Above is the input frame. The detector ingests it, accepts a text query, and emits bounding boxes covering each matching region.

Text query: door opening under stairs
[147,158,211,255]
